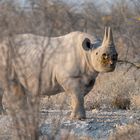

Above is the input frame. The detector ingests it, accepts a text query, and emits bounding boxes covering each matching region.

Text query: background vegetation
[0,0,140,139]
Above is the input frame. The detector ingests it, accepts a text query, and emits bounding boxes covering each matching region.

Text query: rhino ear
[82,38,91,51]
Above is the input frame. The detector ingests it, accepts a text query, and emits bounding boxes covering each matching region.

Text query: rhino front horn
[102,27,108,45]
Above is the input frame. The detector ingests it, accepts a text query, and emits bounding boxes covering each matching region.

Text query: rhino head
[82,27,118,72]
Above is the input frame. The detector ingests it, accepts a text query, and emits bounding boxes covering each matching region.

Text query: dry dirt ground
[40,109,140,140]
[0,109,140,140]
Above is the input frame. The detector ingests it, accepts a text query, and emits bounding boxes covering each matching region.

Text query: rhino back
[0,32,97,95]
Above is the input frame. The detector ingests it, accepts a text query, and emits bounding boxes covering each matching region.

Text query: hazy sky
[19,0,112,5]
[19,0,135,13]
[19,0,136,5]
[20,0,112,11]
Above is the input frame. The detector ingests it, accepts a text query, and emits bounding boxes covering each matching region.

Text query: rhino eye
[86,41,91,49]
[82,38,91,51]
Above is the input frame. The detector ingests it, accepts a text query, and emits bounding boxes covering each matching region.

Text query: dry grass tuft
[111,94,131,110]
[58,129,93,140]
[109,124,140,140]
[40,129,93,140]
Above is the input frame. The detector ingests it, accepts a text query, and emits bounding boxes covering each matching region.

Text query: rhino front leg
[70,91,86,120]
[62,78,86,119]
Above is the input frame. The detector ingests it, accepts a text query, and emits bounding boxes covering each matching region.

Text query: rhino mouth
[100,55,117,72]
[100,61,116,72]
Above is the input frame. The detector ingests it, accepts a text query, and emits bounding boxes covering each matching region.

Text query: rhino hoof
[70,113,86,120]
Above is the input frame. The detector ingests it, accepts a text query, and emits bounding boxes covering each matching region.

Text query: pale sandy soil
[0,109,140,140]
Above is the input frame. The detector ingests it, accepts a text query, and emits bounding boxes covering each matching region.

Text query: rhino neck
[86,52,99,75]
[75,32,99,76]
[79,49,99,77]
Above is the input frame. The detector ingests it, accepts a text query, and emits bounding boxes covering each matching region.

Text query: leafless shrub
[0,1,81,139]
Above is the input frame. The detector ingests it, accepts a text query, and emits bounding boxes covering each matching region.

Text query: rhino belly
[42,84,64,96]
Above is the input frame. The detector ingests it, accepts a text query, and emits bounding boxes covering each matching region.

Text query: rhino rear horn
[108,27,113,44]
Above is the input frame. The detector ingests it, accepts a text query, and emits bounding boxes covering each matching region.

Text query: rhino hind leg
[2,79,28,115]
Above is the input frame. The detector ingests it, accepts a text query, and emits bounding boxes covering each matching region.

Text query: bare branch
[118,59,140,69]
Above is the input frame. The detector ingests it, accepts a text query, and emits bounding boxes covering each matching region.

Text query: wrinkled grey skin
[0,27,118,119]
